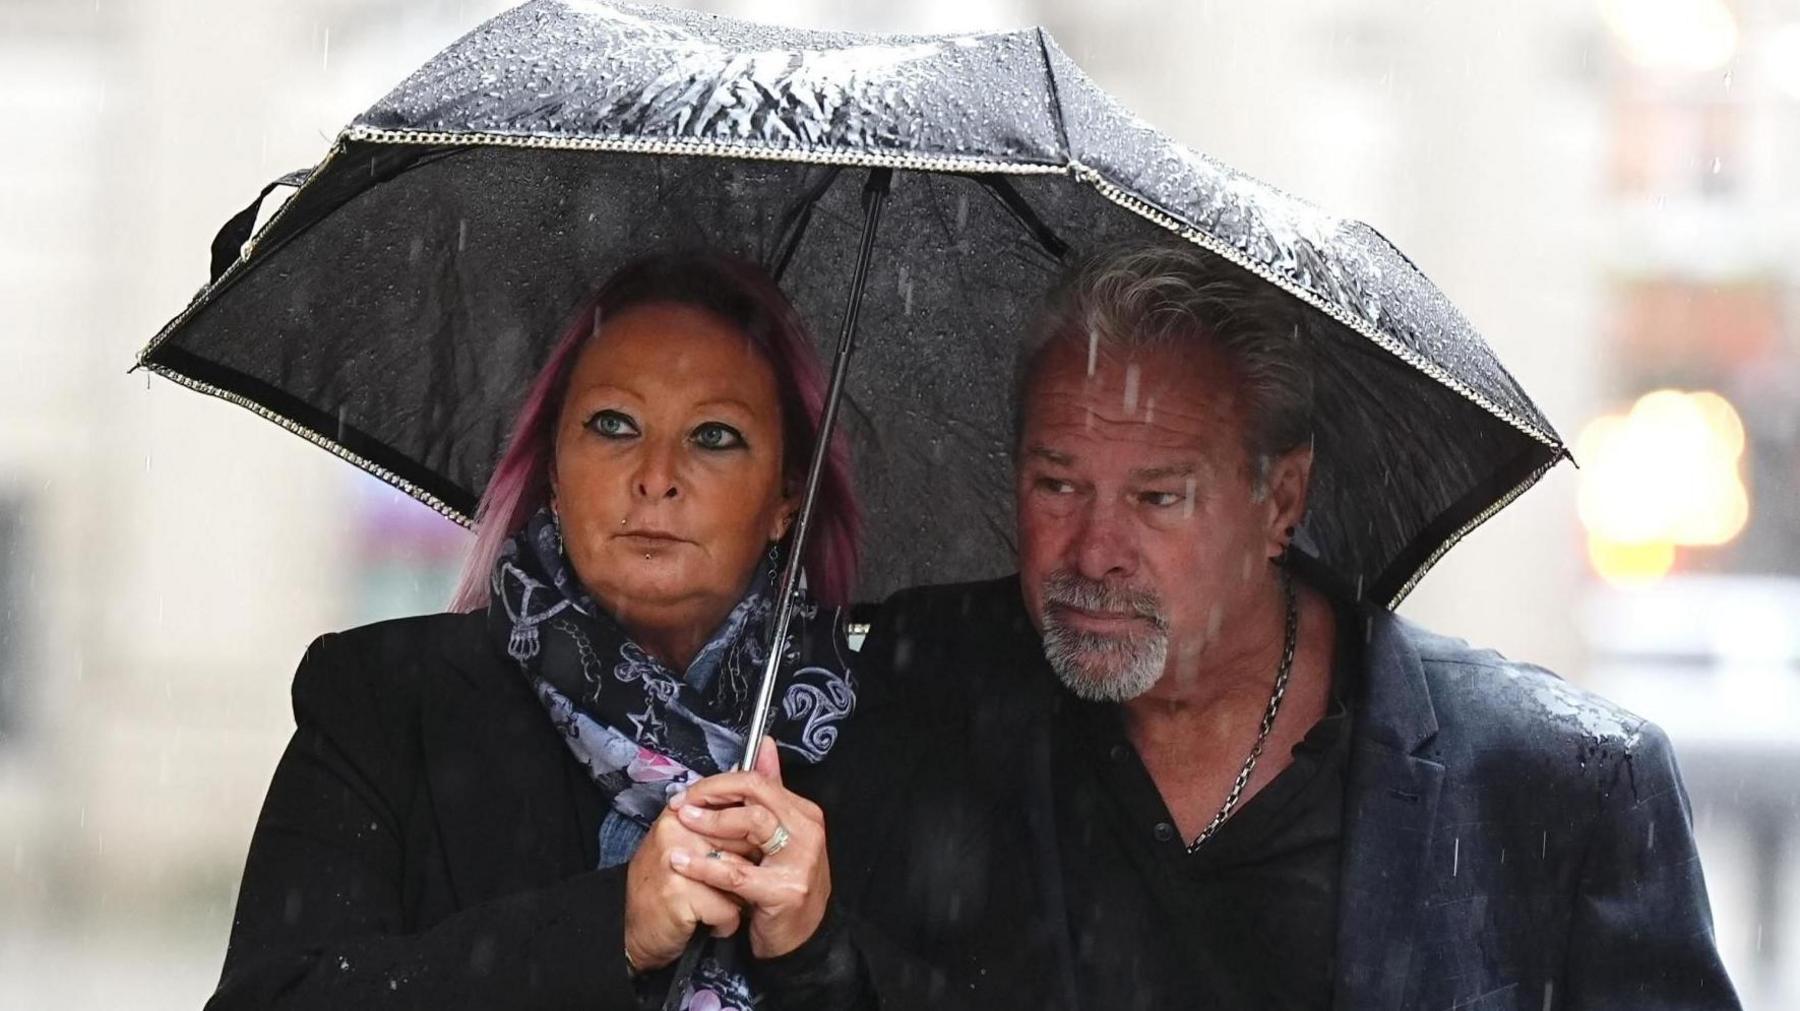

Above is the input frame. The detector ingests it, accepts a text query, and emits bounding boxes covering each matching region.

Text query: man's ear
[1264,442,1314,559]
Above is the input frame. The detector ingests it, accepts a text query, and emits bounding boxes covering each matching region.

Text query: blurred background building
[0,0,1794,1006]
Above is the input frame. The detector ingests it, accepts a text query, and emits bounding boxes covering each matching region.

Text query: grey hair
[1016,240,1315,493]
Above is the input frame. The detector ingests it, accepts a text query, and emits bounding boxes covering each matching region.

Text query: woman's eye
[691,422,745,451]
[587,410,638,439]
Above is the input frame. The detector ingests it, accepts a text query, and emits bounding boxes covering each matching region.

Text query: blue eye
[692,422,745,451]
[587,410,638,439]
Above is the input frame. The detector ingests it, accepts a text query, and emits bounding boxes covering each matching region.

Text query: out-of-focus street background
[2,0,1796,1005]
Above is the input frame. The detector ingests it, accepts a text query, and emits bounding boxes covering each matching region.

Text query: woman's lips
[616,530,689,545]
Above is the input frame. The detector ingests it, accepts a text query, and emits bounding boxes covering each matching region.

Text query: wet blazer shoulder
[1391,610,1669,808]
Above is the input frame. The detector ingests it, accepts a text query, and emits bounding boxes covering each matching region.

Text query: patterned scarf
[488,507,856,1010]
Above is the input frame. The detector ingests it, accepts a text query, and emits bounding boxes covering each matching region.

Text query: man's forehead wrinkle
[1033,394,1226,444]
[1131,462,1204,483]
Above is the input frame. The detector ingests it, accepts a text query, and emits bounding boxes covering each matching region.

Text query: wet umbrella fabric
[136,0,1565,612]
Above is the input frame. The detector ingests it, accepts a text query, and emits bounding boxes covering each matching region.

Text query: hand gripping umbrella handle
[659,166,892,1011]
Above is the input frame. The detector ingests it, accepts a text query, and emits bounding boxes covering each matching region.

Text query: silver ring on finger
[760,822,792,858]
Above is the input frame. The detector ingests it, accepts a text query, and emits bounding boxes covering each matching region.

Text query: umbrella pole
[660,166,892,1010]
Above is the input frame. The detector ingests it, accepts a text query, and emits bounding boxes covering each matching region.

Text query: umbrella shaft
[737,167,891,772]
[661,167,891,1011]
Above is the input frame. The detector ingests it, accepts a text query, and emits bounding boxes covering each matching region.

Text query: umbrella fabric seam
[1034,27,1073,160]
[344,124,1070,177]
[139,359,476,531]
[1067,162,1562,452]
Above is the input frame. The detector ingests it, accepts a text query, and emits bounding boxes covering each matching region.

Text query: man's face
[1015,337,1290,701]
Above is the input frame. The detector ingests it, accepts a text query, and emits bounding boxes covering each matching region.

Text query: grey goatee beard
[1039,571,1169,703]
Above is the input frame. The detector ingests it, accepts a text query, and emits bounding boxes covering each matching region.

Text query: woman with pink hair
[210,251,871,1010]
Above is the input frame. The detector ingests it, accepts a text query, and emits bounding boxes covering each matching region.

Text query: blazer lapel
[1334,608,1445,1011]
[420,619,600,908]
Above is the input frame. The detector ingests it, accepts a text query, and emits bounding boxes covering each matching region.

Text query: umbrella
[134,1,1569,1001]
[135,0,1566,615]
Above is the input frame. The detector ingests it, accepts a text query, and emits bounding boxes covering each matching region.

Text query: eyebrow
[1025,445,1075,466]
[573,385,754,416]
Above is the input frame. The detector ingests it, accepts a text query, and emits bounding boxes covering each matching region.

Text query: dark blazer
[207,611,921,1010]
[827,577,1742,1011]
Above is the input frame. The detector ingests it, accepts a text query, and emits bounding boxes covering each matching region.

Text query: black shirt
[1050,613,1358,1011]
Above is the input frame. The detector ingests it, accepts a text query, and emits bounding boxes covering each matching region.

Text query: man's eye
[1140,490,1184,508]
[691,422,745,451]
[587,410,638,438]
[1035,477,1075,495]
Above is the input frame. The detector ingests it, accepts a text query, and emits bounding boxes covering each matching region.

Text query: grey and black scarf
[488,507,856,1010]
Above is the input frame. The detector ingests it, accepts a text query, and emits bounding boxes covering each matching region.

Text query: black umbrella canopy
[137,0,1566,607]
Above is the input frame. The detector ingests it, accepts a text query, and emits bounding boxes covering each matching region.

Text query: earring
[552,509,566,558]
[768,540,782,572]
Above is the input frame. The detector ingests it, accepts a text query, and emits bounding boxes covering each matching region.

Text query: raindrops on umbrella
[137,0,1567,613]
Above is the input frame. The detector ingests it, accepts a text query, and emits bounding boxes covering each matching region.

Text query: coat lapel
[966,602,1083,1011]
[419,617,600,908]
[1334,607,1445,1011]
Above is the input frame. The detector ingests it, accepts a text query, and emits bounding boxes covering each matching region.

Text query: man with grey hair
[818,240,1738,1009]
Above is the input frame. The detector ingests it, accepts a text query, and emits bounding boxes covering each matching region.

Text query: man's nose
[632,442,680,501]
[1070,501,1136,581]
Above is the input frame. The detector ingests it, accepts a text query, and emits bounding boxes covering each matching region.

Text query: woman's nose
[632,444,680,500]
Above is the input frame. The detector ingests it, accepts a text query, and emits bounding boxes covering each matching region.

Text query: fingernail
[678,804,701,820]
[670,850,690,868]
[668,791,686,808]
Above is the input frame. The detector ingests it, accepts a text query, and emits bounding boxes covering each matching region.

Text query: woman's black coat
[206,610,923,1010]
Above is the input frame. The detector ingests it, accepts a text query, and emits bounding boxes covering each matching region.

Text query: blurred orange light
[1587,536,1677,585]
[1576,389,1750,583]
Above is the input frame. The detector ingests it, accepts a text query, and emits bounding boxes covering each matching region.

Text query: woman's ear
[770,497,798,543]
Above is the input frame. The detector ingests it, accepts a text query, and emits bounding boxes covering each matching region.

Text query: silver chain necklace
[1186,573,1299,852]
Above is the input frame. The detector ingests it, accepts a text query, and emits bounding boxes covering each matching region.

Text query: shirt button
[1153,822,1176,843]
[1108,744,1130,763]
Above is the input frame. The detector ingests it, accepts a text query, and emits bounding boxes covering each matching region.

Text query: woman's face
[552,301,795,647]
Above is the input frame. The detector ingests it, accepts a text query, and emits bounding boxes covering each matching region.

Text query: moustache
[1041,571,1168,631]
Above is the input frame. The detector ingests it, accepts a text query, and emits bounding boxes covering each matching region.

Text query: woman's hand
[667,737,832,959]
[622,800,761,972]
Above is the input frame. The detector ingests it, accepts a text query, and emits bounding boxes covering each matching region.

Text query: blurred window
[0,495,25,742]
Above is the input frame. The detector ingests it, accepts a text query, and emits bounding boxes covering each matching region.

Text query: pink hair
[449,251,862,611]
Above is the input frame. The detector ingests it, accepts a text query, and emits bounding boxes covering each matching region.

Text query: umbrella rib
[768,165,843,284]
[974,175,1070,261]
